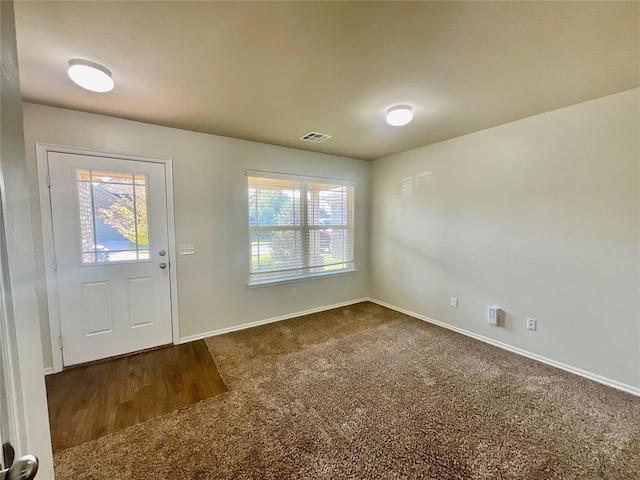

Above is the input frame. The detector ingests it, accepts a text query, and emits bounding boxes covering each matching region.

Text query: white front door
[48,152,173,366]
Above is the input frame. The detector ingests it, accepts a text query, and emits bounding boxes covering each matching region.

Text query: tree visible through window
[247,171,355,285]
[75,169,149,263]
[98,187,148,246]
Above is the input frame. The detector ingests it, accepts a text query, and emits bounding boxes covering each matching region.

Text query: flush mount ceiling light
[386,105,413,126]
[67,59,114,92]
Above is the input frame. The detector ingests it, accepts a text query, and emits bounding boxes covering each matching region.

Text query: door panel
[127,277,155,327]
[48,152,173,366]
[81,281,113,335]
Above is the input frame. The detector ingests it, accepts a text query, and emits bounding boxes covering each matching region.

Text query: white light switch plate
[179,244,195,255]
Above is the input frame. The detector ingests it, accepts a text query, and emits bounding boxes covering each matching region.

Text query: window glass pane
[76,169,92,182]
[94,181,134,255]
[76,169,150,264]
[77,180,96,253]
[328,228,352,264]
[251,229,303,275]
[308,228,352,273]
[307,183,349,226]
[91,171,134,184]
[134,185,149,250]
[249,177,300,227]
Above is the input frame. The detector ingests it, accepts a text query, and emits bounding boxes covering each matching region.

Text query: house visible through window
[247,171,355,285]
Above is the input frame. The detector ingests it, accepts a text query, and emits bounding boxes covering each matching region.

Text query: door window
[75,169,150,263]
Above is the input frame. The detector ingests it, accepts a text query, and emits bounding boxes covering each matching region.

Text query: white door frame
[36,143,180,374]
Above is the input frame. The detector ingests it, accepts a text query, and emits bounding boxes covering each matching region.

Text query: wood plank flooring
[46,340,228,452]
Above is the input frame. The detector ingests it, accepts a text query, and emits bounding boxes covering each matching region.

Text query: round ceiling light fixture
[67,59,114,93]
[386,105,413,126]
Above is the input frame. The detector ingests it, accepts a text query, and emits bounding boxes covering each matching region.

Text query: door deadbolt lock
[158,250,166,256]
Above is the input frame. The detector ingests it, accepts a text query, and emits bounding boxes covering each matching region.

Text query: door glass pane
[90,170,135,184]
[75,169,150,264]
[134,185,149,259]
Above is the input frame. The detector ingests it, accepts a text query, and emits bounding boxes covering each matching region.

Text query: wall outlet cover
[527,318,537,331]
[178,244,195,255]
[488,306,502,326]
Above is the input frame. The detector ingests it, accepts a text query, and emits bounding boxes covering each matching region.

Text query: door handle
[159,262,167,269]
[0,454,38,480]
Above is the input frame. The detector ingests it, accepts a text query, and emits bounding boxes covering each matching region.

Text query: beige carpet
[54,302,640,479]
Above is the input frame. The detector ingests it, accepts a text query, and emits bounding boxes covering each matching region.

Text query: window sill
[247,268,358,288]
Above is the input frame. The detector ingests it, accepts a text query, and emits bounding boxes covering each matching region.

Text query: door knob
[0,454,38,480]
[159,262,167,269]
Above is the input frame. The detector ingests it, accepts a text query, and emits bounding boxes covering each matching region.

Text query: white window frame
[246,170,356,286]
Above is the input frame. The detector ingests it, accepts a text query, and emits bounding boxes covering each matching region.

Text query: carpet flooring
[54,302,640,479]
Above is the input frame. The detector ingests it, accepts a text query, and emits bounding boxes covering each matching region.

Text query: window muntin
[247,172,355,285]
[75,169,150,264]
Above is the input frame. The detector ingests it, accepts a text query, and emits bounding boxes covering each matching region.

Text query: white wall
[22,104,371,370]
[371,89,640,390]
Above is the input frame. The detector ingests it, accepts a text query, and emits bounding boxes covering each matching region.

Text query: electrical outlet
[527,318,537,331]
[450,297,458,308]
[291,287,297,297]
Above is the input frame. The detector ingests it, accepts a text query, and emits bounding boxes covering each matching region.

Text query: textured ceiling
[14,1,640,160]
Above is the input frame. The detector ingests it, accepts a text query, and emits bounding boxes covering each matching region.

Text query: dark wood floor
[45,340,228,452]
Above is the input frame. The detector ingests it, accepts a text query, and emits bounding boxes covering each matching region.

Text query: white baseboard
[179,297,371,344]
[43,298,369,375]
[368,298,640,397]
[51,295,638,397]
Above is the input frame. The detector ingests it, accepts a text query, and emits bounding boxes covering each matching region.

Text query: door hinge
[58,337,63,350]
[52,256,57,271]
[46,173,51,187]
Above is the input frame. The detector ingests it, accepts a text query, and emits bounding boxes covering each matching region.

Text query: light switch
[179,244,195,255]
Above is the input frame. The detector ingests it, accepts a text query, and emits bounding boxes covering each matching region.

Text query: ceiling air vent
[300,132,332,143]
